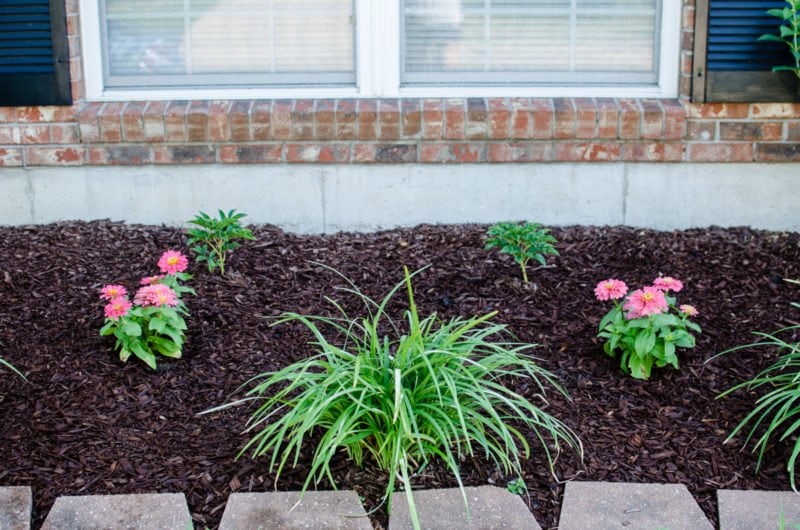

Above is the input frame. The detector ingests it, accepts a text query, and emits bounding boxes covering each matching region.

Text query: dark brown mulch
[1,221,799,529]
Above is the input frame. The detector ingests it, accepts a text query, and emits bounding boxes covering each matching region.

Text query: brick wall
[0,0,798,168]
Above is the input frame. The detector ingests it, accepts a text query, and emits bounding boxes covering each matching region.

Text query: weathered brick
[335,99,357,140]
[208,101,230,141]
[487,142,553,162]
[662,99,687,139]
[0,107,17,122]
[16,106,75,123]
[20,125,50,144]
[219,144,282,163]
[686,121,716,141]
[50,124,80,144]
[510,98,532,139]
[142,101,167,142]
[0,147,22,166]
[444,99,466,139]
[640,99,664,139]
[754,142,800,161]
[751,103,800,119]
[315,99,336,140]
[488,98,510,139]
[401,99,422,139]
[688,142,753,162]
[422,99,444,139]
[787,121,800,141]
[618,98,642,139]
[186,101,209,142]
[595,98,619,139]
[271,100,292,140]
[531,98,554,139]
[553,98,576,139]
[574,98,597,139]
[24,146,84,165]
[228,100,252,142]
[121,101,146,142]
[683,5,695,30]
[419,142,486,163]
[285,143,349,163]
[251,101,272,141]
[88,145,151,165]
[77,103,102,143]
[292,100,314,140]
[466,98,488,139]
[378,99,401,141]
[98,102,125,142]
[555,142,621,162]
[622,142,684,161]
[352,143,417,163]
[153,144,216,164]
[719,121,783,141]
[357,100,378,140]
[685,103,749,119]
[164,101,189,142]
[0,126,18,144]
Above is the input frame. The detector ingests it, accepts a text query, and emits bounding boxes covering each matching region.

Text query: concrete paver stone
[718,489,800,529]
[388,485,541,529]
[41,493,192,530]
[558,481,713,530]
[219,490,372,530]
[0,486,32,530]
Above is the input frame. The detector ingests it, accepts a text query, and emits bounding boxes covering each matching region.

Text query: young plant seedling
[186,209,255,276]
[759,0,800,79]
[506,477,526,495]
[485,221,558,284]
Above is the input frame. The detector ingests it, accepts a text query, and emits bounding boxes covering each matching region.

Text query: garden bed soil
[1,221,799,529]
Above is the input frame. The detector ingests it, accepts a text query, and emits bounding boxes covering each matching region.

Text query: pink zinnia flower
[680,304,699,317]
[100,284,128,301]
[653,276,684,292]
[157,250,188,275]
[134,284,179,308]
[594,279,628,301]
[623,286,668,319]
[140,275,165,286]
[104,296,132,321]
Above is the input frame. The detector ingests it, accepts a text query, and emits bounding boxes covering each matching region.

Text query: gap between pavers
[41,492,192,530]
[0,486,32,530]
[558,481,713,530]
[389,485,540,529]
[718,489,800,529]
[219,490,372,530]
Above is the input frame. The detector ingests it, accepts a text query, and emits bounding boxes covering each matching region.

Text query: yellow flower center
[167,257,179,265]
[642,293,654,302]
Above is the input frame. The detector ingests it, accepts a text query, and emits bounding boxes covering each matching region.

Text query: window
[81,0,681,100]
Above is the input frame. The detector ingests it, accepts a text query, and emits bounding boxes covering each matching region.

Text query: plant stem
[521,261,529,284]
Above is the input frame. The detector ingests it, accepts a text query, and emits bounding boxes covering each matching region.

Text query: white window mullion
[370,0,400,97]
[355,0,373,96]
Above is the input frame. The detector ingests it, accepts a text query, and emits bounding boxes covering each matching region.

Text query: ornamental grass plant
[212,265,581,530]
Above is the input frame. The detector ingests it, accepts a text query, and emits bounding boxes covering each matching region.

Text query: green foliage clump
[186,209,255,276]
[759,0,800,79]
[485,222,558,283]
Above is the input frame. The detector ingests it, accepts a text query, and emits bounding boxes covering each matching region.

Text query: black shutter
[0,0,71,106]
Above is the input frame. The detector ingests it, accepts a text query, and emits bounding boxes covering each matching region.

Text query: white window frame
[80,0,681,101]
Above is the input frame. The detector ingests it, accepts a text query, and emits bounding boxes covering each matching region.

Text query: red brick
[69,55,82,83]
[509,98,532,139]
[531,98,554,139]
[285,143,349,163]
[357,100,377,140]
[219,144,282,163]
[487,142,553,162]
[317,144,351,163]
[0,108,16,122]
[751,103,800,119]
[66,13,79,37]
[251,101,272,141]
[0,148,22,166]
[466,98,488,139]
[401,99,422,139]
[77,103,102,143]
[0,126,18,144]
[662,99,687,139]
[679,77,692,100]
[271,100,292,140]
[353,143,417,163]
[64,0,79,15]
[292,100,314,140]
[50,124,80,144]
[419,143,486,163]
[444,99,466,139]
[574,98,597,139]
[229,100,252,142]
[680,50,692,77]
[315,99,336,140]
[687,142,753,162]
[88,145,151,165]
[20,125,50,144]
[208,101,230,141]
[153,144,216,164]
[719,121,783,141]
[787,121,800,141]
[422,99,444,140]
[16,106,75,123]
[121,101,146,142]
[618,98,642,139]
[24,146,84,165]
[378,99,401,141]
[142,101,167,142]
[754,143,800,161]
[186,101,209,142]
[70,79,84,102]
[640,100,664,139]
[553,98,576,139]
[595,98,619,139]
[622,142,684,162]
[682,5,695,30]
[164,101,189,142]
[488,98,510,139]
[335,99,357,140]
[685,103,749,119]
[98,102,125,142]
[686,121,715,141]
[555,142,621,162]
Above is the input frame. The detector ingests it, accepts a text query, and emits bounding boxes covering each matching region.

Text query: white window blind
[101,0,355,89]
[401,0,660,86]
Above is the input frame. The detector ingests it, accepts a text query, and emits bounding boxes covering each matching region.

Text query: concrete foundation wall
[1,163,797,233]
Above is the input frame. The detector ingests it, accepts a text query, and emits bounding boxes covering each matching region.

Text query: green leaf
[122,321,142,337]
[634,330,656,358]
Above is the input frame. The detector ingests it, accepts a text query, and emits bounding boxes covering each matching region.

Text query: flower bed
[0,221,798,528]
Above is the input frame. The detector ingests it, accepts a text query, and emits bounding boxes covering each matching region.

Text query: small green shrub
[506,477,526,495]
[485,222,558,284]
[209,265,581,530]
[759,0,800,79]
[186,209,255,276]
[714,280,800,490]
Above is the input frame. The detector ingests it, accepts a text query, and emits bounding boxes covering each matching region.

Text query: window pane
[402,0,660,86]
[102,0,355,88]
